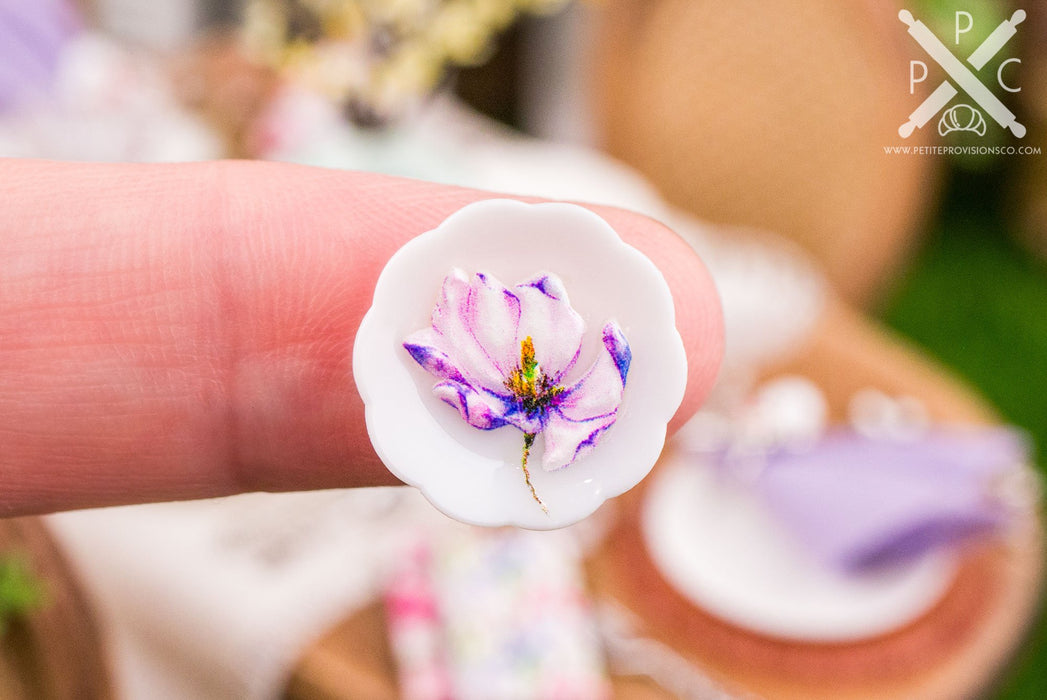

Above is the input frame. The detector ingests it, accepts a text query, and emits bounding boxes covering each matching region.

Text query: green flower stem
[521,432,547,513]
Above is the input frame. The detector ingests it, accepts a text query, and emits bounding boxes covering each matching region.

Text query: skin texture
[0,158,724,516]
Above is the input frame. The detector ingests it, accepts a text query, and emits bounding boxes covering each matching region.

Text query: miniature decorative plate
[354,199,688,529]
[642,455,958,642]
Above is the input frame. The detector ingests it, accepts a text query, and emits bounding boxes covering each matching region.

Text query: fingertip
[199,168,724,487]
[214,166,722,487]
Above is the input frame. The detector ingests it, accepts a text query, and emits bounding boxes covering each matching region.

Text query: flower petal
[432,380,511,430]
[542,411,619,470]
[601,321,631,385]
[558,323,629,423]
[430,269,511,392]
[403,329,467,383]
[540,323,630,469]
[464,272,521,377]
[514,273,585,381]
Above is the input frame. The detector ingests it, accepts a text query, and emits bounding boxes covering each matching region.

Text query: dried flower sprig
[241,0,569,124]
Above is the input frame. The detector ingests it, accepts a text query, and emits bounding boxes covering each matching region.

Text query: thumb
[0,159,722,515]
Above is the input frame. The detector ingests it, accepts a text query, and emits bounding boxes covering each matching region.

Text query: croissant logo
[938,104,987,136]
[900,9,1025,139]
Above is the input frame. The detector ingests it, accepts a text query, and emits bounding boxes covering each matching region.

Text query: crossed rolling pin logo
[900,8,1025,139]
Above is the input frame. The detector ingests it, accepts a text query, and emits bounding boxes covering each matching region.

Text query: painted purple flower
[404,268,631,510]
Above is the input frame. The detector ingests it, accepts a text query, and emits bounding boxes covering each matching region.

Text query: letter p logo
[910,60,928,94]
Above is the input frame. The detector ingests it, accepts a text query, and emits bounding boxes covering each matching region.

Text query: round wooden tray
[0,517,111,700]
[580,300,1044,699]
[587,477,1042,699]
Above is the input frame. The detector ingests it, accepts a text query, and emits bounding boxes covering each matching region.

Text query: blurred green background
[884,163,1047,699]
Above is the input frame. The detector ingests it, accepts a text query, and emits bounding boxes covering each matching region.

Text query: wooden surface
[768,297,998,425]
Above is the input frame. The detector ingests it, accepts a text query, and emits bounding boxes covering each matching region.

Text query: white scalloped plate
[642,454,958,642]
[354,200,689,530]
